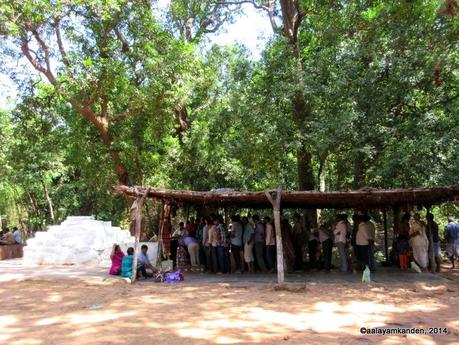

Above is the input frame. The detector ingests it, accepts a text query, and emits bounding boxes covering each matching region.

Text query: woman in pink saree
[109,244,125,275]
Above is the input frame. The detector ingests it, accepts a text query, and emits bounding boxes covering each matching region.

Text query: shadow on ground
[1,271,459,345]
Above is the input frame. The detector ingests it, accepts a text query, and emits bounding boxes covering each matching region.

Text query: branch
[218,0,279,32]
[203,11,231,34]
[21,34,56,85]
[193,2,221,41]
[53,18,73,78]
[217,0,269,11]
[292,1,305,44]
[84,80,100,107]
[107,111,131,122]
[101,95,109,118]
[266,0,279,33]
[114,28,130,53]
[68,98,106,131]
[31,29,52,77]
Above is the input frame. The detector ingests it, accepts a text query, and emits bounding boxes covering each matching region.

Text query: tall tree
[1,0,191,186]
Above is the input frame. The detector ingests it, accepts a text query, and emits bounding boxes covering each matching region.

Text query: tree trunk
[279,3,317,228]
[20,33,131,188]
[130,189,149,283]
[297,145,315,191]
[318,155,327,192]
[352,150,365,189]
[96,119,130,186]
[26,191,40,218]
[42,181,55,224]
[265,188,284,284]
[135,150,143,185]
[317,155,327,222]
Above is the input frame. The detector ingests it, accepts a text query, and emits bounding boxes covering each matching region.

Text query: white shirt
[356,221,375,246]
[265,223,275,246]
[202,224,209,246]
[172,227,185,237]
[334,221,347,243]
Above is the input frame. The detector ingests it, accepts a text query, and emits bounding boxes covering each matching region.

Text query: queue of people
[395,213,459,272]
[167,214,282,274]
[167,213,362,274]
[107,212,459,277]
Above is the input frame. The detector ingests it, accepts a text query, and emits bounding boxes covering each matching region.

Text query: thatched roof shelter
[113,184,459,209]
[113,184,459,284]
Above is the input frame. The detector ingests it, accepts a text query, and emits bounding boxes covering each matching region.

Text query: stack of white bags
[23,216,140,267]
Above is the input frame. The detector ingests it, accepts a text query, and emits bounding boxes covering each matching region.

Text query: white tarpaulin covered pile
[23,216,140,267]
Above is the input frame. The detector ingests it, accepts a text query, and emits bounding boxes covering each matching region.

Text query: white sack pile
[23,216,141,267]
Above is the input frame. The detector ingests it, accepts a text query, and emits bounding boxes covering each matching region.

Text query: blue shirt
[216,224,228,246]
[121,255,134,278]
[138,251,151,266]
[231,222,243,246]
[243,223,254,244]
[445,222,459,244]
[13,230,21,243]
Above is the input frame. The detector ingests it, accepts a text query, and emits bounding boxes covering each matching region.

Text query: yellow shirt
[209,225,218,247]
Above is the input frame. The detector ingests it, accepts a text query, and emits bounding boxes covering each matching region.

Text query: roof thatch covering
[113,185,459,209]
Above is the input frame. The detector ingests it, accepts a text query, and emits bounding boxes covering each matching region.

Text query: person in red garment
[186,218,196,238]
[109,244,125,275]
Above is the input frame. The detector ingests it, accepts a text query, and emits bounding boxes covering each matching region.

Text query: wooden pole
[130,189,150,283]
[156,201,165,267]
[426,206,436,273]
[392,206,401,267]
[163,204,172,259]
[383,209,389,265]
[265,187,284,284]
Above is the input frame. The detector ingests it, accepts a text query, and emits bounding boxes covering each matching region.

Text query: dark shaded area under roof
[113,185,459,209]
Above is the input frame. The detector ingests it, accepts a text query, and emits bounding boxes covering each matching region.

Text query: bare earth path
[1,262,459,345]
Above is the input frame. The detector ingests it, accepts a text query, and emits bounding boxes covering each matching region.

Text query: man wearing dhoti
[409,213,429,271]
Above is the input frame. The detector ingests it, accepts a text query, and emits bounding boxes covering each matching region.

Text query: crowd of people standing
[395,213,459,272]
[160,211,459,274]
[107,210,459,279]
[168,214,281,274]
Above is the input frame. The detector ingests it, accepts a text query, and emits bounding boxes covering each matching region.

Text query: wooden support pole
[265,187,284,284]
[426,206,436,273]
[392,206,401,267]
[130,189,150,284]
[383,209,389,265]
[156,201,165,266]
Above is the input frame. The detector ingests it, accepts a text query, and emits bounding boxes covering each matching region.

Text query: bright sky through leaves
[0,2,271,110]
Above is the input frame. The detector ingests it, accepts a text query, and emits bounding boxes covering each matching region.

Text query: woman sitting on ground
[121,247,148,279]
[109,244,125,275]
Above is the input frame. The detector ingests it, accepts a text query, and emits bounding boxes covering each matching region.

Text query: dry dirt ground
[1,269,459,345]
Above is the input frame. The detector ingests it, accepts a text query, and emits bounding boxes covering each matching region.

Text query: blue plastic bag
[164,270,184,284]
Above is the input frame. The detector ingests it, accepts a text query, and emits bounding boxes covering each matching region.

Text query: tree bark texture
[42,181,55,224]
[265,188,284,284]
[130,189,150,283]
